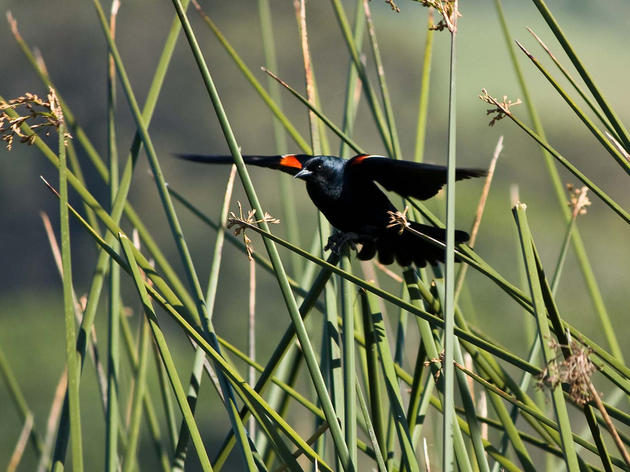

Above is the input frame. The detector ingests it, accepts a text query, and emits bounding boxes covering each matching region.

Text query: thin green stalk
[414,10,435,163]
[295,0,329,157]
[7,14,101,228]
[221,219,548,374]
[363,0,402,159]
[341,254,357,467]
[263,68,363,155]
[493,0,625,372]
[93,2,257,467]
[360,290,420,472]
[169,186,316,305]
[454,362,630,470]
[216,334,379,468]
[258,0,302,276]
[483,91,630,231]
[118,313,170,471]
[526,27,618,141]
[120,239,333,472]
[0,344,45,458]
[170,0,354,468]
[330,0,393,155]
[411,276,545,472]
[121,318,151,472]
[192,1,310,154]
[360,291,386,460]
[119,235,213,471]
[443,17,459,472]
[404,272,475,472]
[173,167,237,471]
[255,243,320,464]
[530,0,630,149]
[338,0,366,159]
[12,6,196,312]
[23,3,194,462]
[259,351,302,468]
[453,341,490,472]
[180,255,337,470]
[356,379,388,472]
[295,2,346,467]
[105,4,120,469]
[532,248,617,471]
[217,337,321,420]
[53,93,83,472]
[515,40,630,174]
[395,277,626,466]
[154,342,178,454]
[493,201,578,471]
[513,203,579,471]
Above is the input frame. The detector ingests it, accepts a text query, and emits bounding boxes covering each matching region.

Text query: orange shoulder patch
[279,154,303,169]
[350,154,371,166]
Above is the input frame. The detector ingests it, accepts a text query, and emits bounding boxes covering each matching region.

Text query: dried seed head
[566,184,591,218]
[384,0,400,13]
[0,87,71,150]
[227,202,279,261]
[386,206,410,235]
[418,0,460,32]
[479,89,522,127]
[537,339,596,406]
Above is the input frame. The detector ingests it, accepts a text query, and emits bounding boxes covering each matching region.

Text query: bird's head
[293,155,343,185]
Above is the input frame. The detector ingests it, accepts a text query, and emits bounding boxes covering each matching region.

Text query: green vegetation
[1,0,629,470]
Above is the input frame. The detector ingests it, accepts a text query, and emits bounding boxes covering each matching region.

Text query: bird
[178,153,486,267]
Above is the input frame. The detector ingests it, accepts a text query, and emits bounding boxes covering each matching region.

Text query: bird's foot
[324,231,361,255]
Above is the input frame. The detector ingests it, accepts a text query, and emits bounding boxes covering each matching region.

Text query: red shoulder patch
[279,154,303,169]
[349,154,371,166]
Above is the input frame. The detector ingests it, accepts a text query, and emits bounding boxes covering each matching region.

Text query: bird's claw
[324,231,360,254]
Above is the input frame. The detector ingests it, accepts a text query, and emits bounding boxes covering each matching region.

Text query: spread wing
[347,154,487,200]
[176,153,313,176]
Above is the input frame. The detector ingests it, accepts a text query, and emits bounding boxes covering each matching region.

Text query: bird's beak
[293,168,312,180]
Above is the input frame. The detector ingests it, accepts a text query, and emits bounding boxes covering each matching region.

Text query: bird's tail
[357,221,469,267]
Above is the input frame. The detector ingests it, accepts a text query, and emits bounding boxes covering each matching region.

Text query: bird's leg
[324,231,361,254]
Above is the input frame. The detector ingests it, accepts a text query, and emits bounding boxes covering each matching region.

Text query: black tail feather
[360,222,468,268]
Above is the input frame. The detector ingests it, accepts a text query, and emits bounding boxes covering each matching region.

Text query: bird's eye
[316,163,323,170]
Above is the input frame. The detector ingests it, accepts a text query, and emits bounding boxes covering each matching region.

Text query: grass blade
[529,0,630,150]
[526,27,617,140]
[360,289,420,472]
[50,88,83,472]
[513,202,579,471]
[480,90,630,224]
[93,2,258,466]
[119,235,213,471]
[169,0,354,468]
[105,3,121,470]
[493,0,627,373]
[414,10,435,163]
[192,0,311,154]
[330,0,392,155]
[514,40,630,174]
[121,317,151,472]
[443,9,460,469]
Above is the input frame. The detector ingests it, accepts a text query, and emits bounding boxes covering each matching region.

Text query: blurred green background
[1,0,629,468]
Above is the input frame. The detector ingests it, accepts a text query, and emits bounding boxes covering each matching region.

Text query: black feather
[348,155,486,200]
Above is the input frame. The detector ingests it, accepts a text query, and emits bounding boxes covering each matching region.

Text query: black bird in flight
[178,153,486,267]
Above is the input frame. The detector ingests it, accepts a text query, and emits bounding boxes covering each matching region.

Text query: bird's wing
[347,154,487,200]
[176,153,313,176]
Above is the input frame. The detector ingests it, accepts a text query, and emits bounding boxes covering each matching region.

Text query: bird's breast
[306,179,395,233]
